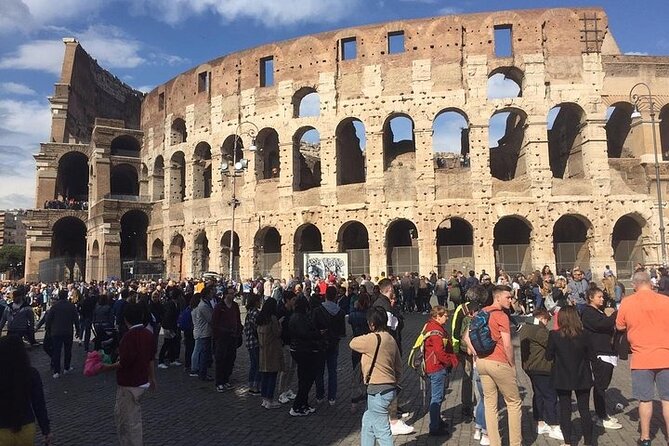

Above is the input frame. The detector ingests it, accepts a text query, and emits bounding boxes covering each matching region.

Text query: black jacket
[289,312,323,353]
[161,299,180,331]
[46,300,80,338]
[580,305,616,358]
[312,302,346,351]
[546,330,593,390]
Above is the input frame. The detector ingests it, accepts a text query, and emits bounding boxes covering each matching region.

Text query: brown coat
[258,316,284,373]
[349,331,402,385]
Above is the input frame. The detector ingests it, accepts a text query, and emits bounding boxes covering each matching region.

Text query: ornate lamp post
[630,82,667,265]
[220,121,259,281]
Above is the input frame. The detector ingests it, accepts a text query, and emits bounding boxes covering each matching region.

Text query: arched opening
[494,216,531,275]
[489,108,527,180]
[293,87,320,118]
[612,215,645,279]
[255,227,282,278]
[547,103,586,179]
[255,128,280,180]
[221,134,244,163]
[294,224,323,277]
[487,67,523,99]
[48,216,86,281]
[338,221,370,276]
[293,127,321,191]
[110,135,141,157]
[336,118,366,185]
[433,109,469,169]
[192,230,210,278]
[55,152,89,202]
[383,114,415,171]
[110,164,139,196]
[152,156,164,201]
[120,210,148,260]
[151,238,164,260]
[553,215,591,273]
[89,240,100,280]
[169,151,186,202]
[660,105,669,160]
[169,234,186,280]
[171,118,187,145]
[192,142,212,199]
[605,102,634,158]
[386,219,419,275]
[436,217,474,276]
[220,230,241,279]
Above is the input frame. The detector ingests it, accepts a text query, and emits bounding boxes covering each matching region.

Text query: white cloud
[487,73,521,99]
[135,85,155,93]
[130,0,360,26]
[438,7,462,15]
[624,51,649,56]
[0,82,37,96]
[76,25,145,69]
[0,40,64,75]
[0,193,34,209]
[0,0,105,34]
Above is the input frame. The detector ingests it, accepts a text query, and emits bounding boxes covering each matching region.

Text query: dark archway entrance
[55,152,88,201]
[294,224,323,277]
[221,231,241,279]
[494,217,531,275]
[120,210,148,260]
[436,217,474,276]
[386,219,419,275]
[553,215,591,273]
[612,215,645,279]
[110,164,139,196]
[255,227,282,278]
[45,217,87,281]
[338,221,370,276]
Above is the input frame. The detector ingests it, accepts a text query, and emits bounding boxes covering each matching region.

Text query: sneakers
[289,407,309,417]
[549,426,565,441]
[63,367,74,374]
[286,389,297,400]
[639,439,651,446]
[278,392,291,404]
[264,401,281,409]
[537,423,552,435]
[390,419,414,435]
[305,405,316,414]
[189,372,199,377]
[158,363,169,369]
[601,418,623,430]
[328,399,336,406]
[315,398,325,404]
[52,373,60,379]
[216,385,228,393]
[473,428,482,441]
[171,361,182,366]
[248,388,261,396]
[479,434,491,446]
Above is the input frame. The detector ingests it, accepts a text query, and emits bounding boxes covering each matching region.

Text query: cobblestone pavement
[28,302,668,446]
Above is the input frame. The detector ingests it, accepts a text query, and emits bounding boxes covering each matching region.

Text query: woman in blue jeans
[423,305,459,436]
[350,307,402,446]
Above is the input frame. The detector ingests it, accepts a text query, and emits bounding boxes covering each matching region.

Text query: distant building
[0,210,27,246]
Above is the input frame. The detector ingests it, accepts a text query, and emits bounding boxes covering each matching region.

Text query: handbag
[83,351,104,377]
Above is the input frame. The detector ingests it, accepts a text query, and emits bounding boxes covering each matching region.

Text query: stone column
[414,127,436,202]
[365,130,386,206]
[473,210,495,275]
[468,123,492,200]
[522,117,553,199]
[582,119,611,196]
[319,135,336,204]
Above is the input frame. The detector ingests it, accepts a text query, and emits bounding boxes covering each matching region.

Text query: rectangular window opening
[260,56,274,87]
[494,25,513,57]
[197,71,209,93]
[158,92,165,111]
[341,37,357,60]
[388,31,405,54]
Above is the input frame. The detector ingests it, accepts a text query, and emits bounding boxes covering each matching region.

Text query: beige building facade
[23,7,669,282]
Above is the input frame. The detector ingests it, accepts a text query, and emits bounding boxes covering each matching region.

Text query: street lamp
[630,82,667,265]
[220,121,260,282]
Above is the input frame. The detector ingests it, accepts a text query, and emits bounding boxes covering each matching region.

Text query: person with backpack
[313,286,346,405]
[45,289,80,378]
[157,289,182,369]
[470,285,522,446]
[461,300,489,445]
[1,287,38,346]
[423,305,458,436]
[256,297,284,409]
[243,294,262,395]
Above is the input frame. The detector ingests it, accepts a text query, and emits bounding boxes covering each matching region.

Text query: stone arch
[151,238,164,260]
[605,102,634,158]
[489,108,527,181]
[294,223,323,277]
[293,87,320,118]
[386,218,419,275]
[89,240,100,280]
[338,221,370,276]
[433,108,469,169]
[552,214,593,273]
[55,151,89,201]
[220,230,241,279]
[255,128,280,180]
[436,217,474,275]
[612,213,647,278]
[192,230,210,277]
[152,156,165,201]
[169,151,186,202]
[336,118,366,185]
[169,234,186,280]
[547,102,586,178]
[193,142,213,199]
[110,135,141,157]
[49,216,87,281]
[293,126,321,191]
[171,118,187,145]
[254,227,282,278]
[120,210,149,260]
[383,113,415,171]
[110,163,139,196]
[221,134,244,162]
[487,66,523,99]
[493,215,532,274]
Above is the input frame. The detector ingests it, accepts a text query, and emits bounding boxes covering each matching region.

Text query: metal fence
[387,246,420,275]
[257,253,281,279]
[39,256,85,282]
[614,240,645,280]
[437,245,474,276]
[122,260,165,281]
[347,249,370,276]
[554,242,590,273]
[495,244,531,275]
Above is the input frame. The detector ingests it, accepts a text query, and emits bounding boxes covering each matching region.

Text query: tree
[0,244,26,278]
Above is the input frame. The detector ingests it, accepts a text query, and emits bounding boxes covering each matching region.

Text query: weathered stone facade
[24,7,669,282]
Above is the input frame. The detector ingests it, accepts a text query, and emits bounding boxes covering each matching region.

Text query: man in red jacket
[423,305,458,436]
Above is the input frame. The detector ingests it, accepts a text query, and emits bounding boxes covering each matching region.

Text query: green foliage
[0,244,25,277]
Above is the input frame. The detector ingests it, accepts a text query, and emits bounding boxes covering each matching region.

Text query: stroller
[92,323,120,362]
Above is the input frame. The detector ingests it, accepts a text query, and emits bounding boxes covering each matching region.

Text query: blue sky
[0,0,667,209]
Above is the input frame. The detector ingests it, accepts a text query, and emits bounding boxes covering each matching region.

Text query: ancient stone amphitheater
[24,6,669,282]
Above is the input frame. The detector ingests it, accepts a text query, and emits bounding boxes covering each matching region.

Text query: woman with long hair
[256,297,284,409]
[0,336,52,445]
[546,306,593,446]
[244,294,262,395]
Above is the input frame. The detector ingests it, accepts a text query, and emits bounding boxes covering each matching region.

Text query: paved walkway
[28,305,668,445]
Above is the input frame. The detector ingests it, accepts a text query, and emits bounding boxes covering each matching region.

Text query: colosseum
[23,6,669,283]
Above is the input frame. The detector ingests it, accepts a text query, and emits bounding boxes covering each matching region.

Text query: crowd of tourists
[0,263,668,446]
